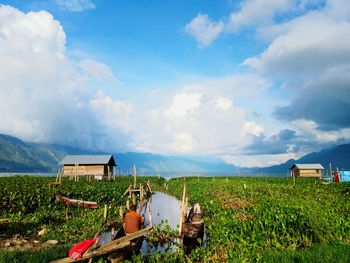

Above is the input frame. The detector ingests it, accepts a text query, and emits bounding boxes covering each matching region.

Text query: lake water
[99,191,185,255]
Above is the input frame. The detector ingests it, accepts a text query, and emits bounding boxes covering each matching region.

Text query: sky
[0,0,350,167]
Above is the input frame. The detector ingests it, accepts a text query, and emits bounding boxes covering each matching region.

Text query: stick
[148,196,153,227]
[103,205,108,222]
[178,178,186,236]
[132,194,136,205]
[133,163,137,189]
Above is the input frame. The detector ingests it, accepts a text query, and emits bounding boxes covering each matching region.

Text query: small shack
[60,155,116,181]
[290,163,324,178]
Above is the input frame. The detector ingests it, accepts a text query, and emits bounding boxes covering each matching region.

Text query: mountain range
[253,144,350,174]
[0,133,349,174]
[0,133,235,174]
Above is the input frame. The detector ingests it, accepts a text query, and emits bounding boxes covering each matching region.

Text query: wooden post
[133,163,137,189]
[119,205,124,221]
[184,197,188,221]
[293,174,295,186]
[104,205,108,222]
[178,178,186,236]
[132,194,136,205]
[140,183,143,201]
[126,199,130,210]
[148,197,153,227]
[108,166,111,181]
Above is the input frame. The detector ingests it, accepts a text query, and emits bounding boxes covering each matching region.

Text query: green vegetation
[1,176,350,262]
[0,175,164,262]
[148,177,350,262]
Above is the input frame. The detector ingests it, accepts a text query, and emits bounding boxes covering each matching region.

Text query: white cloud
[80,59,118,84]
[291,119,350,144]
[184,13,224,47]
[244,12,350,75]
[228,0,293,32]
[215,97,232,110]
[165,93,202,119]
[55,0,95,12]
[0,6,127,151]
[132,74,267,155]
[222,152,297,168]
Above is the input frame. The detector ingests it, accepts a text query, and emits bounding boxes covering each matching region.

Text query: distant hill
[0,134,97,172]
[1,133,349,174]
[0,133,236,173]
[253,144,350,174]
[116,152,236,174]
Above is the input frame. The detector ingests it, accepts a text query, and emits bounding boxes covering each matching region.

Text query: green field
[1,176,350,262]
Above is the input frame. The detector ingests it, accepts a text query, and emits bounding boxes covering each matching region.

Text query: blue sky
[0,0,349,167]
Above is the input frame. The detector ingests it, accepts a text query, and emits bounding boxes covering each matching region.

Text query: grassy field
[1,176,350,262]
[0,175,164,262]
[151,177,350,262]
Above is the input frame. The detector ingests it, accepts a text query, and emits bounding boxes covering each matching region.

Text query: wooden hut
[59,155,116,181]
[290,163,324,178]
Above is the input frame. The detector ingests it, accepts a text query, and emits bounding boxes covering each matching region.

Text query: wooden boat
[54,193,99,209]
[108,227,145,263]
[182,203,205,254]
[183,203,204,239]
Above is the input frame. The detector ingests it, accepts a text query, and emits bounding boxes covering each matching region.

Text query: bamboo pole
[140,183,143,201]
[126,199,130,210]
[178,178,186,237]
[119,205,124,221]
[104,205,108,222]
[133,163,137,189]
[184,196,188,221]
[148,197,153,227]
[132,194,136,205]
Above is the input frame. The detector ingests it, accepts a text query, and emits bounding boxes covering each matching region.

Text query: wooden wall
[63,164,105,176]
[292,168,322,178]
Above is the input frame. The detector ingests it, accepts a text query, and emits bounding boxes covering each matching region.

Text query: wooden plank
[51,227,152,263]
[50,241,130,263]
[123,185,132,196]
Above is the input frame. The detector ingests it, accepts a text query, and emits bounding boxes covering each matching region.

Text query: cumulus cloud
[244,13,350,75]
[228,0,293,32]
[243,0,350,137]
[80,59,118,84]
[132,74,267,155]
[55,0,95,12]
[165,93,202,119]
[0,5,125,151]
[184,13,224,47]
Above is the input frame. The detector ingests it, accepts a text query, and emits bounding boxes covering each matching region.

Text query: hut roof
[60,155,116,166]
[290,163,324,170]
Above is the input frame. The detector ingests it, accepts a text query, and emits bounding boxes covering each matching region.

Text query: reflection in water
[147,191,182,228]
[141,191,182,253]
[98,191,204,256]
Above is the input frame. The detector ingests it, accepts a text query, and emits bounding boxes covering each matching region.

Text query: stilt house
[290,163,324,178]
[60,155,116,180]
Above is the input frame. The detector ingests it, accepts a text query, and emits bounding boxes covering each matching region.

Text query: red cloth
[68,238,98,260]
[335,173,340,182]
